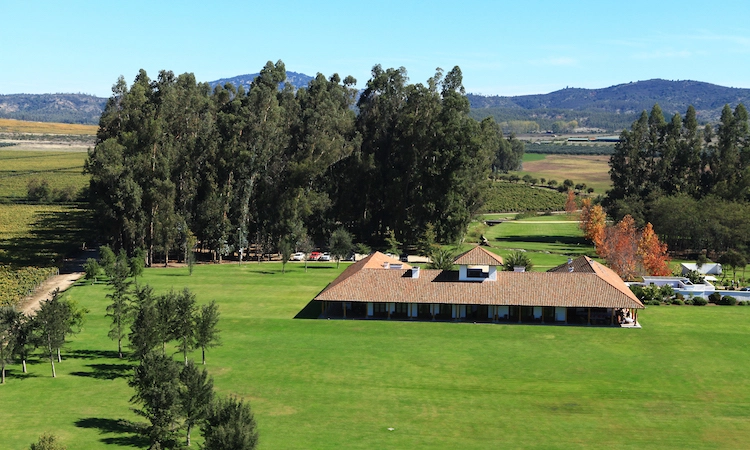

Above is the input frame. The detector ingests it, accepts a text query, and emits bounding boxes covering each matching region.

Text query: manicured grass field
[467,214,592,270]
[3,262,750,449]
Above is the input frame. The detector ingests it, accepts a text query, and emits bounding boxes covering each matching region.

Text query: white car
[290,252,306,261]
[319,252,331,261]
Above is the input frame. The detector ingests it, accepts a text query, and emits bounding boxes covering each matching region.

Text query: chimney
[513,266,525,272]
[411,267,420,278]
[382,262,390,269]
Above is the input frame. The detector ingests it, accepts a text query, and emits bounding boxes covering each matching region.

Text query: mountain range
[2,75,749,132]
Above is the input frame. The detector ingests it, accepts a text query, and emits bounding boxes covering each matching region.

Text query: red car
[309,251,322,261]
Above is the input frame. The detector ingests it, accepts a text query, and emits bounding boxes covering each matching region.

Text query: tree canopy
[87,62,503,262]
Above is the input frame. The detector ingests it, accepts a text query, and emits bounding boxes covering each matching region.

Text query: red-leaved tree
[638,222,672,276]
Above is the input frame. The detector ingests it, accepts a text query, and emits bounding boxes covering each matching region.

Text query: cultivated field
[0,150,89,200]
[2,262,750,449]
[0,118,98,136]
[516,154,612,194]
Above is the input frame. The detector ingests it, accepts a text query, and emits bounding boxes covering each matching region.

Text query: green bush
[671,298,684,305]
[692,297,708,306]
[738,301,748,306]
[683,297,694,305]
[647,300,661,306]
[719,295,738,306]
[708,292,722,304]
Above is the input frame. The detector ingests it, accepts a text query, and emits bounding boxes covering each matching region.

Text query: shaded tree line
[86,61,511,263]
[605,103,750,258]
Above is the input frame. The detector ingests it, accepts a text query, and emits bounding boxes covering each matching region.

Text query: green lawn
[3,262,750,449]
[466,215,593,270]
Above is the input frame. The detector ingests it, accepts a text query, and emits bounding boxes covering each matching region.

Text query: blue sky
[3,0,750,98]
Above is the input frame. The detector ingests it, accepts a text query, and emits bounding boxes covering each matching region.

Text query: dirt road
[17,248,97,315]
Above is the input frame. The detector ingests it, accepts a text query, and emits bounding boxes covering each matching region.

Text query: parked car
[319,252,331,261]
[400,254,409,262]
[309,251,322,261]
[290,252,306,261]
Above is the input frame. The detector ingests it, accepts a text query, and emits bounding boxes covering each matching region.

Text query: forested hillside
[86,62,521,265]
[469,79,750,133]
[0,93,106,124]
[5,78,750,129]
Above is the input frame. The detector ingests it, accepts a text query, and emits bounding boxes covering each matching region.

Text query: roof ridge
[453,246,504,266]
[585,256,644,307]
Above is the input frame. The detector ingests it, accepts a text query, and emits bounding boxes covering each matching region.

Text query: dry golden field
[517,154,611,194]
[0,118,97,135]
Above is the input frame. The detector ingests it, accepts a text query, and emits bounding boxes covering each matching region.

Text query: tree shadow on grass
[495,235,588,246]
[74,418,148,448]
[0,205,93,266]
[67,349,121,360]
[71,363,133,380]
[3,367,40,380]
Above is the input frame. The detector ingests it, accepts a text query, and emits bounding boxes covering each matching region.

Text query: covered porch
[317,301,639,327]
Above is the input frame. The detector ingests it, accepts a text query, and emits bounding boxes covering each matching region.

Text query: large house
[313,247,644,326]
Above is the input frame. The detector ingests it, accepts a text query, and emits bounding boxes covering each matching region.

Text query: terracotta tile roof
[322,252,411,294]
[315,256,643,309]
[548,256,596,273]
[453,246,504,266]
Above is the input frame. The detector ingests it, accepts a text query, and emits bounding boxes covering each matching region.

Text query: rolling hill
[3,76,750,131]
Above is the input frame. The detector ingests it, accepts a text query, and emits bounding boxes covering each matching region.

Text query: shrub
[738,301,748,306]
[692,297,708,306]
[514,211,537,220]
[719,295,737,306]
[27,178,52,202]
[708,292,722,304]
[647,300,661,306]
[683,297,694,305]
[671,298,684,305]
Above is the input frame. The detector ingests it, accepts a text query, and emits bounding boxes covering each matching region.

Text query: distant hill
[0,93,106,125]
[468,79,750,132]
[3,78,750,131]
[208,71,315,92]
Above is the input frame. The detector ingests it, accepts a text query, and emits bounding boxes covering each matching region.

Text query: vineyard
[0,146,93,306]
[480,182,579,212]
[0,150,89,200]
[525,142,615,155]
[0,265,57,306]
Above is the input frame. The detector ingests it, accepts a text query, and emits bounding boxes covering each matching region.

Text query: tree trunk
[57,347,61,363]
[22,359,27,373]
[1,361,5,384]
[202,347,206,365]
[50,353,56,378]
[186,424,192,446]
[118,339,123,359]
